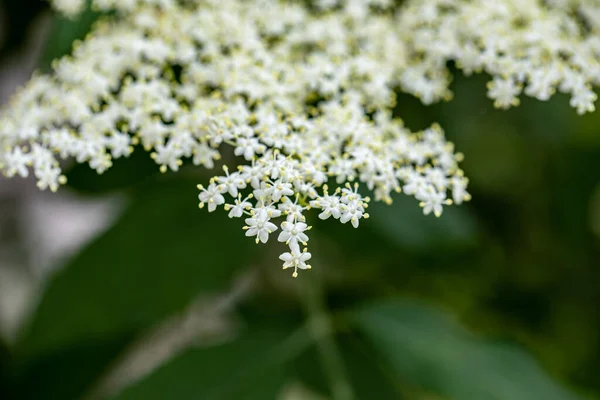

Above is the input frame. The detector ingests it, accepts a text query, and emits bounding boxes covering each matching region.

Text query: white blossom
[279,247,312,278]
[50,0,86,18]
[278,221,310,247]
[3,147,32,178]
[215,166,246,198]
[4,0,598,277]
[417,186,453,218]
[244,213,278,244]
[310,188,343,221]
[487,77,522,109]
[198,183,225,212]
[224,194,254,218]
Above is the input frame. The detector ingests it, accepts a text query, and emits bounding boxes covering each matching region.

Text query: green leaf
[368,196,480,253]
[16,175,257,358]
[350,300,582,400]
[39,1,100,71]
[111,317,311,400]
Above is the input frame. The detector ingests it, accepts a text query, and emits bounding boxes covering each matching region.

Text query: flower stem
[299,273,354,400]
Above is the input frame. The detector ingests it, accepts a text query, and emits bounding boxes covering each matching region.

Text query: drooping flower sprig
[1,0,599,276]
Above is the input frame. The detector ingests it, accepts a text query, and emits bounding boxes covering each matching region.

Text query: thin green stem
[299,274,354,400]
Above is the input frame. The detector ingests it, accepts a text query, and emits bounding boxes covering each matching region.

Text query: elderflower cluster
[398,0,600,114]
[1,0,598,275]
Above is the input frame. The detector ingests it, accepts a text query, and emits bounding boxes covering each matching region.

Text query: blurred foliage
[38,0,99,71]
[294,334,402,399]
[8,336,132,400]
[65,150,160,194]
[1,3,600,400]
[112,314,311,400]
[0,0,47,59]
[17,175,258,358]
[368,198,479,254]
[351,300,581,400]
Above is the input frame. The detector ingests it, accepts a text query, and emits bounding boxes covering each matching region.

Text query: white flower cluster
[1,0,598,275]
[399,0,600,114]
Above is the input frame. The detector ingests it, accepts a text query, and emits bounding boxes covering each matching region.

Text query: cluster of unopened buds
[1,0,599,276]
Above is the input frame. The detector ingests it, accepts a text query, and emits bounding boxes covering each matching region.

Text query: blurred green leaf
[0,340,10,399]
[16,176,256,358]
[295,335,403,400]
[368,196,479,253]
[39,0,99,71]
[588,183,600,241]
[350,300,582,400]
[7,335,132,400]
[111,318,310,400]
[65,149,160,194]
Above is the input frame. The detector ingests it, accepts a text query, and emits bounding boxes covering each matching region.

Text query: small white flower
[278,221,310,247]
[198,183,225,212]
[425,167,449,192]
[252,181,275,201]
[270,180,294,202]
[260,150,287,180]
[279,247,312,278]
[570,84,597,115]
[35,166,65,192]
[153,142,183,172]
[340,199,366,228]
[3,146,31,178]
[238,160,266,189]
[310,193,342,220]
[225,194,254,218]
[294,180,318,199]
[278,196,307,222]
[107,132,133,158]
[487,77,521,109]
[451,176,471,205]
[340,183,359,202]
[330,159,356,184]
[418,185,452,217]
[50,0,85,18]
[216,166,247,197]
[244,213,278,244]
[192,143,220,169]
[234,137,266,161]
[402,171,427,196]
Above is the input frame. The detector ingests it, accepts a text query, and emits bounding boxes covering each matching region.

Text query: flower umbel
[3,0,599,275]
